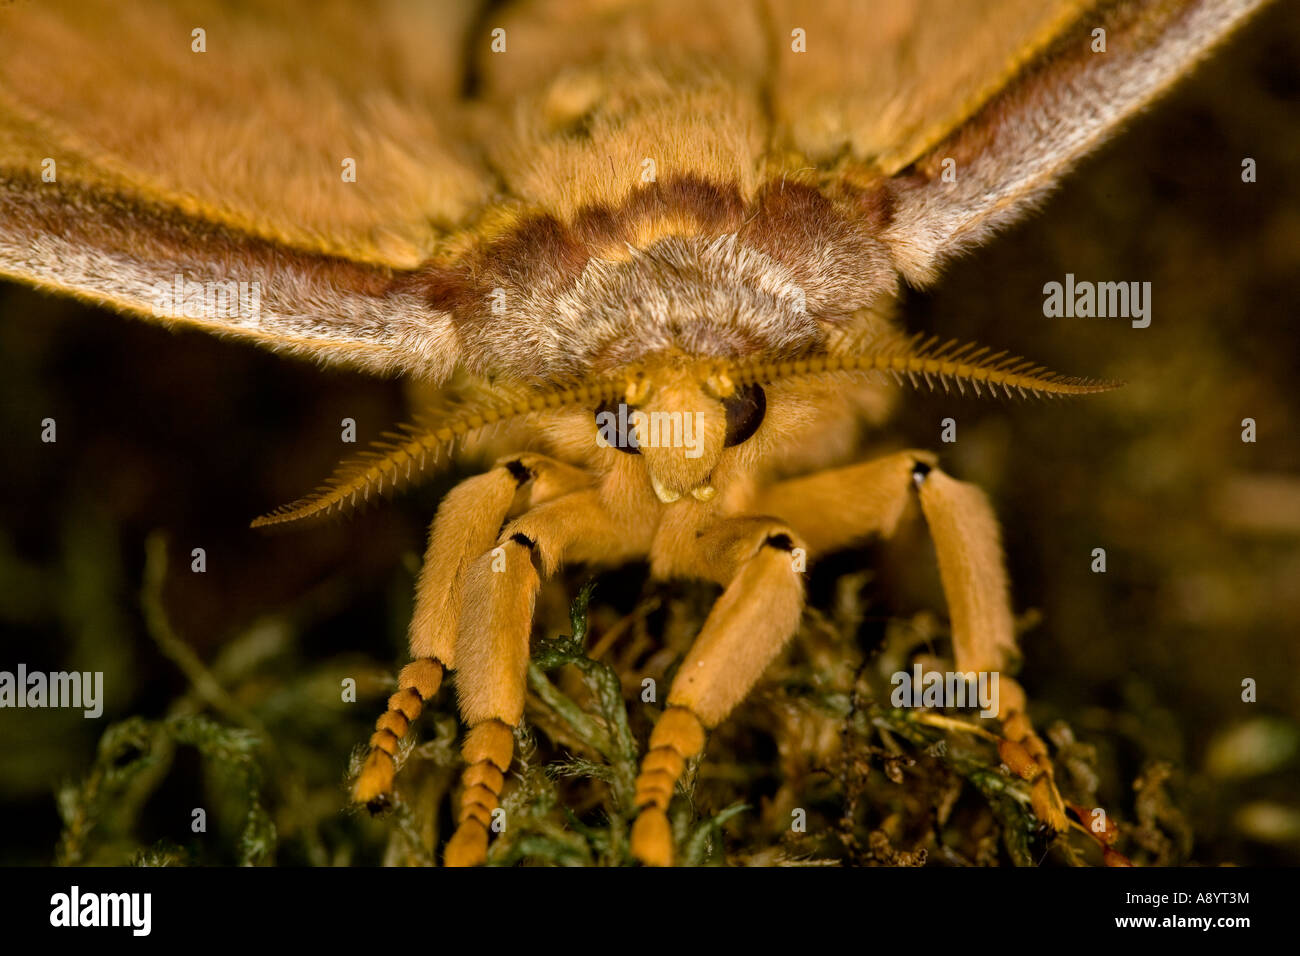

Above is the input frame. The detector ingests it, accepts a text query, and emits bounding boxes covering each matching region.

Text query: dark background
[1,3,1297,865]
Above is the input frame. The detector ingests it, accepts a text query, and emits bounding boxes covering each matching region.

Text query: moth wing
[0,0,495,379]
[767,0,1095,179]
[767,0,1269,284]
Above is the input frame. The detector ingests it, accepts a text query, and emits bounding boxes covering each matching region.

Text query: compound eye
[594,399,641,455]
[722,384,766,448]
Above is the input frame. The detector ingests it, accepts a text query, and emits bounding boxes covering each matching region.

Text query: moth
[0,0,1271,866]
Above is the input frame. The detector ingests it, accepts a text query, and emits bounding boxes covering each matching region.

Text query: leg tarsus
[445,719,515,867]
[445,820,489,868]
[630,806,673,867]
[996,684,1069,832]
[631,706,706,866]
[352,657,444,810]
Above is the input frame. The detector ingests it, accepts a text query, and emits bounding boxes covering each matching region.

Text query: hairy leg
[631,517,807,865]
[352,453,591,809]
[445,486,648,866]
[756,450,1069,831]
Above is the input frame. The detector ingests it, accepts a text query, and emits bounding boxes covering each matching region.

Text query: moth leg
[914,465,1069,832]
[631,519,807,866]
[754,451,1069,831]
[352,454,591,810]
[445,488,644,866]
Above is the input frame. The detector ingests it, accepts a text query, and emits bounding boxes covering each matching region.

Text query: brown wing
[766,0,1095,176]
[0,0,492,378]
[0,0,1272,379]
[869,0,1273,283]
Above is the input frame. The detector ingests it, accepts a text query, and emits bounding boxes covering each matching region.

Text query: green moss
[49,555,1163,867]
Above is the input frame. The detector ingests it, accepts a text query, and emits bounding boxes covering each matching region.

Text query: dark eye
[594,399,640,455]
[723,384,765,447]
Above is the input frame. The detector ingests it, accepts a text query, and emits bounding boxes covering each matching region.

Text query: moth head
[594,362,767,502]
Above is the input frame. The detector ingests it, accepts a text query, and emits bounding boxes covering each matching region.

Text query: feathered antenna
[250,375,627,530]
[725,332,1121,398]
[253,335,1116,530]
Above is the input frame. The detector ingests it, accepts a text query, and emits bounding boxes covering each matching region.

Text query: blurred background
[0,2,1296,866]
